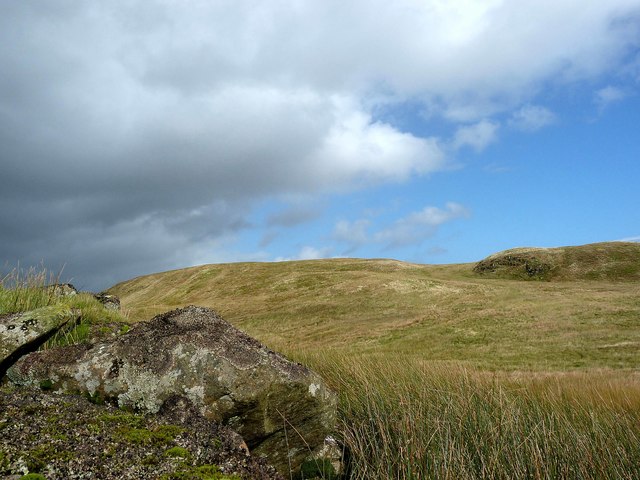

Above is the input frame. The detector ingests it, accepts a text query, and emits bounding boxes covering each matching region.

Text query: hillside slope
[109,243,640,370]
[473,242,640,281]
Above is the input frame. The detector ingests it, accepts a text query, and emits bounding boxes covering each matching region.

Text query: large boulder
[7,306,337,477]
[0,305,79,379]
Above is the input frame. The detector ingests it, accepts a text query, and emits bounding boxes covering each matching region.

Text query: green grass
[0,267,130,349]
[0,266,63,314]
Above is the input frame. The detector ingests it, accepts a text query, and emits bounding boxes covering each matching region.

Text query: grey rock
[44,283,78,297]
[0,305,79,379]
[93,292,121,310]
[7,305,337,477]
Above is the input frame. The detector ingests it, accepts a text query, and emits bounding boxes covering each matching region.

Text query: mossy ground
[0,385,280,479]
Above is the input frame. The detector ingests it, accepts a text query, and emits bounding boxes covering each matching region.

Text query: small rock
[44,283,78,297]
[93,293,121,311]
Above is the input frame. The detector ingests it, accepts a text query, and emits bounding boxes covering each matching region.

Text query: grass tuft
[1,266,130,350]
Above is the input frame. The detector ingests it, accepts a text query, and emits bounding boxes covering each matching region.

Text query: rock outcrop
[473,242,640,281]
[473,248,556,280]
[0,305,79,379]
[7,305,337,477]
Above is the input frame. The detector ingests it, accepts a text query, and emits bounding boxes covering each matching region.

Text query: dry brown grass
[109,248,640,371]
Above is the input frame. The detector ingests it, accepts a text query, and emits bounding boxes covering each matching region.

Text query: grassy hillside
[109,242,640,371]
[473,241,640,281]
[108,243,640,478]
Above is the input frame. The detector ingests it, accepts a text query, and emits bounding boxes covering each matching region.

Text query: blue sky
[1,1,640,290]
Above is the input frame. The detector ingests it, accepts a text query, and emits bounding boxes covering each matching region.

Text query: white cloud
[617,236,640,242]
[333,219,371,251]
[375,202,471,247]
[274,246,334,262]
[313,100,446,186]
[332,202,471,251]
[595,86,627,110]
[509,105,557,131]
[453,120,500,151]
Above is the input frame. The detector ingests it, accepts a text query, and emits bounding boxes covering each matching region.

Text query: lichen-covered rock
[0,305,79,379]
[44,283,78,297]
[93,292,121,311]
[7,306,337,477]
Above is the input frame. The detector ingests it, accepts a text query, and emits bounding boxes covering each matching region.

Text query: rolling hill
[473,241,640,281]
[108,242,640,370]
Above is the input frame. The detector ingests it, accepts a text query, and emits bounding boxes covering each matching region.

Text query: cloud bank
[1,0,639,288]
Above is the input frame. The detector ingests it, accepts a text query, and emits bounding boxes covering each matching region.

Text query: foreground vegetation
[288,351,640,479]
[4,243,640,478]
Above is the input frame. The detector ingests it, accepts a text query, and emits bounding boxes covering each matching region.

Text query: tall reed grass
[293,351,640,480]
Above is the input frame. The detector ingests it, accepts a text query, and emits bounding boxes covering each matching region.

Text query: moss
[141,454,159,465]
[19,475,47,480]
[23,405,39,415]
[300,458,337,479]
[154,425,185,442]
[160,464,241,480]
[119,324,130,335]
[25,444,73,472]
[164,446,192,459]
[97,412,146,428]
[39,379,54,391]
[87,423,103,434]
[116,424,184,445]
[99,325,115,336]
[84,390,105,405]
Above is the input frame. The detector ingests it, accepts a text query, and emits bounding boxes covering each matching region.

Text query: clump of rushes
[292,350,640,480]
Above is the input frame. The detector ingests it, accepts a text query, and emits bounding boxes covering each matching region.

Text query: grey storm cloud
[1,0,639,290]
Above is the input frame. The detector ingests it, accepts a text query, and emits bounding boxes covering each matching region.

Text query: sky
[1,1,640,291]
